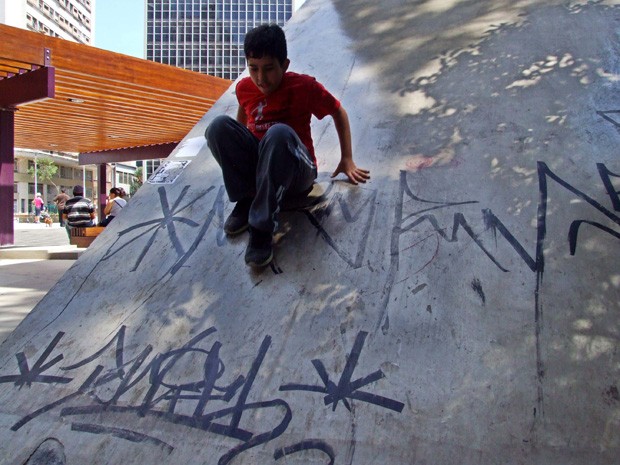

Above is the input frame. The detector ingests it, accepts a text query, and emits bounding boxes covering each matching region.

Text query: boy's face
[247,55,290,96]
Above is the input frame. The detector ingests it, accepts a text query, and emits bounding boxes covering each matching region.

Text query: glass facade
[146,0,293,80]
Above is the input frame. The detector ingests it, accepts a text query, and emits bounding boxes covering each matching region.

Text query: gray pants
[205,115,317,233]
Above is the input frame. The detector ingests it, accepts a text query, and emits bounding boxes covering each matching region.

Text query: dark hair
[73,185,84,196]
[244,24,287,65]
[109,187,122,197]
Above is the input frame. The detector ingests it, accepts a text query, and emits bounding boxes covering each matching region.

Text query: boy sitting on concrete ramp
[206,24,369,267]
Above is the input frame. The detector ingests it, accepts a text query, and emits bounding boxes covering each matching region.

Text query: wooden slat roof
[0,24,231,154]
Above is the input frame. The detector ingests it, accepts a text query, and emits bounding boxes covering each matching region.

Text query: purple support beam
[0,66,55,245]
[0,67,55,107]
[0,108,16,246]
[98,164,107,224]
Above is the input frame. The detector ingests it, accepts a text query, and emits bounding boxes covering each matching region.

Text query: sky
[95,0,145,58]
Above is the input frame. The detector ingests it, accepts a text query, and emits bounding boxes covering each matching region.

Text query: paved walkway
[0,223,77,344]
[5,221,70,247]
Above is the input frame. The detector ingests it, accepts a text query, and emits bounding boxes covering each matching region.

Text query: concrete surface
[0,223,83,260]
[2,222,70,247]
[0,258,74,344]
[0,1,619,464]
[0,224,77,344]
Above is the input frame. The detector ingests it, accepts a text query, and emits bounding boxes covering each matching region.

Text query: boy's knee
[264,123,294,142]
[205,115,234,142]
[260,124,297,154]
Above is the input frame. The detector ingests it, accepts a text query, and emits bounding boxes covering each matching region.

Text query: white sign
[174,136,206,158]
[147,160,191,185]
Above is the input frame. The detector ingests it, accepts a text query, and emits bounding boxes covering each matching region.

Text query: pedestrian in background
[62,185,95,237]
[53,188,70,227]
[99,187,127,226]
[32,193,44,224]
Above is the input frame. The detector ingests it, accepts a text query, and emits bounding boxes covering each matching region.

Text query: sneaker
[245,227,273,267]
[224,198,251,235]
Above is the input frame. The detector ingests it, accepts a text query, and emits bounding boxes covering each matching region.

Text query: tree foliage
[27,158,59,192]
[130,167,143,196]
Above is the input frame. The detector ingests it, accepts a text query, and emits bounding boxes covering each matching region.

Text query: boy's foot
[245,227,273,267]
[224,198,252,235]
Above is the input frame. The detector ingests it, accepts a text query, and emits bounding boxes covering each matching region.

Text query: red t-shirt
[236,72,341,164]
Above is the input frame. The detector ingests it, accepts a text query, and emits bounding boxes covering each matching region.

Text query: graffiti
[1,327,403,464]
[113,162,615,278]
[101,185,218,272]
[274,440,335,464]
[302,184,378,269]
[0,332,71,387]
[169,185,227,275]
[71,423,174,453]
[102,186,224,274]
[597,110,620,129]
[471,278,486,306]
[380,161,620,417]
[23,438,66,465]
[99,181,376,276]
[6,162,615,461]
[376,170,478,334]
[280,330,404,413]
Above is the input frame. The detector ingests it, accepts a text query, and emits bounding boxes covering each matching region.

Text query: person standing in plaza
[53,188,70,227]
[32,193,44,224]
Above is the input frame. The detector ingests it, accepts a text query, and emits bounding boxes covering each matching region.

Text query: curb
[0,246,84,260]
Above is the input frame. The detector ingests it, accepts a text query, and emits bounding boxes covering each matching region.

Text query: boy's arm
[236,105,247,125]
[331,106,370,185]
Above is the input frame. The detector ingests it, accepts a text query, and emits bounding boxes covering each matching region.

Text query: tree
[27,157,59,194]
[130,167,143,196]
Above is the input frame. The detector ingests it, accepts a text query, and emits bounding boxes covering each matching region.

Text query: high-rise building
[1,0,97,215]
[146,0,304,80]
[0,0,94,44]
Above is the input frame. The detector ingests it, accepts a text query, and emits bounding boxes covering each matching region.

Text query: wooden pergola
[0,24,231,245]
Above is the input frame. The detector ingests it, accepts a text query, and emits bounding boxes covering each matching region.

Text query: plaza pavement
[0,223,78,344]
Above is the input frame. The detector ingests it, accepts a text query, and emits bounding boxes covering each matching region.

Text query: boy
[206,24,369,267]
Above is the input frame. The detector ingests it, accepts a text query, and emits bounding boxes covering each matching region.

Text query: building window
[146,0,293,80]
[60,166,72,179]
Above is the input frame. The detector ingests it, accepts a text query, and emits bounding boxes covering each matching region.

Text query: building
[0,0,94,45]
[146,0,305,80]
[1,1,105,217]
[137,159,162,181]
[13,149,97,217]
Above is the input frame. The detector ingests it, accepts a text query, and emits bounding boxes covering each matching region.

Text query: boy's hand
[331,159,370,185]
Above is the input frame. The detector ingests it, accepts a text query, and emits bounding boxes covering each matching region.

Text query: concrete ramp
[1,0,619,463]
